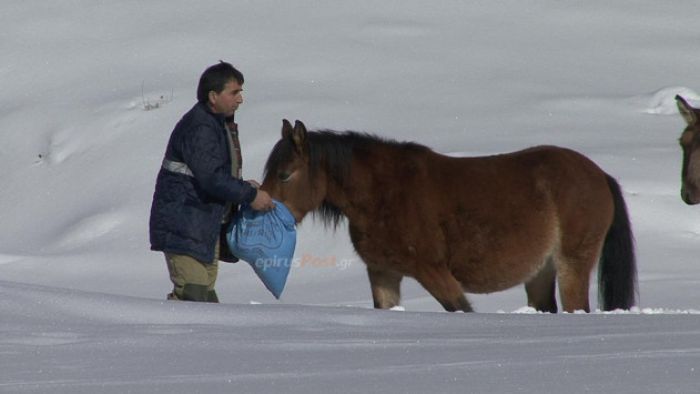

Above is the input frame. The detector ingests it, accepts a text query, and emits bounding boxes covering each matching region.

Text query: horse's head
[676,95,700,205]
[262,119,328,223]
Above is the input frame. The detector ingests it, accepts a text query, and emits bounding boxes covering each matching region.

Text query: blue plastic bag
[226,200,296,299]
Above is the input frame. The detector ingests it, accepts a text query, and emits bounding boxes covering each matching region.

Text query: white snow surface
[2,1,700,392]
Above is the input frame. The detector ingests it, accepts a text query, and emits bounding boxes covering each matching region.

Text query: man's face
[208,79,243,117]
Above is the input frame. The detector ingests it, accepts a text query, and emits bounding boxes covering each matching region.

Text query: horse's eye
[278,171,292,183]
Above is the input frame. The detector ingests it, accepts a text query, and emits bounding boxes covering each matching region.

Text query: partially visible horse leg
[556,249,599,313]
[557,268,591,312]
[367,266,403,309]
[525,258,558,313]
[414,266,473,312]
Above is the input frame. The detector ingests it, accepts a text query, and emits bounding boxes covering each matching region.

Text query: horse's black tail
[598,175,638,311]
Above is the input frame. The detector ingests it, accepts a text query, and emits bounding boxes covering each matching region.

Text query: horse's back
[453,145,616,239]
[504,145,614,227]
[426,145,611,208]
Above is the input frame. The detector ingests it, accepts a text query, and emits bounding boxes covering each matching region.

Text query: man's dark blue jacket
[149,102,257,263]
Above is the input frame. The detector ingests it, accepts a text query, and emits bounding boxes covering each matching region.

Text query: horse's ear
[676,95,698,125]
[291,120,308,154]
[282,119,293,139]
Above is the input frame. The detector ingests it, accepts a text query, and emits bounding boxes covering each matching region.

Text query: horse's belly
[351,208,559,294]
[457,254,551,294]
[460,269,529,294]
[448,221,559,294]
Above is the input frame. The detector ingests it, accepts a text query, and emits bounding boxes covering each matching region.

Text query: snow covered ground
[2,1,700,392]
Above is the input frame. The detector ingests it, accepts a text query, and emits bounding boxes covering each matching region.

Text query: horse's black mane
[264,129,429,228]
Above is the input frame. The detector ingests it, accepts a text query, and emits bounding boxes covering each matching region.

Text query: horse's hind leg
[525,258,558,313]
[414,266,473,312]
[557,267,592,312]
[556,251,597,313]
[367,266,403,309]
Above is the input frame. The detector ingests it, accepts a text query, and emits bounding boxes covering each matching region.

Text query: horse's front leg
[367,266,403,309]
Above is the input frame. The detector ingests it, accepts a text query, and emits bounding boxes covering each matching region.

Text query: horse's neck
[324,149,403,224]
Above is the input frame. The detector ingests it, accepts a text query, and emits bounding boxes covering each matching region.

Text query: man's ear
[208,90,217,106]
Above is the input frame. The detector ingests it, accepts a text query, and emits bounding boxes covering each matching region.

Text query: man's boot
[181,283,209,302]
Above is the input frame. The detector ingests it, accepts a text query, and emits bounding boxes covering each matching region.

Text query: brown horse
[262,120,637,313]
[676,95,700,205]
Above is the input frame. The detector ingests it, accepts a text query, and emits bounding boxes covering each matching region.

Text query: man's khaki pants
[165,243,219,302]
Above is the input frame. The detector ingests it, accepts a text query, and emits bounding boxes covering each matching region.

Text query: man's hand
[250,189,274,211]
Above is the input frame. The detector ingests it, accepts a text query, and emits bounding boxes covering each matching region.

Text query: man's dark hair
[196,61,244,103]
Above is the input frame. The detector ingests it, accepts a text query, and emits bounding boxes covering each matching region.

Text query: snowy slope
[2,1,700,392]
[3,280,700,394]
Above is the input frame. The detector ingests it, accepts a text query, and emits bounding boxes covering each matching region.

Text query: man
[149,61,274,302]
